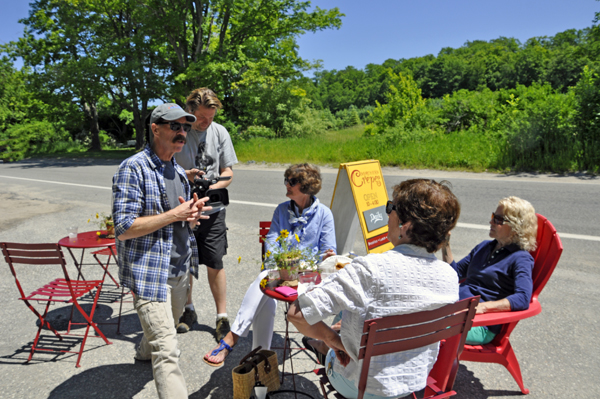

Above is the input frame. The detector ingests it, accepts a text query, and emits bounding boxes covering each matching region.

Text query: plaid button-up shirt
[112,145,199,302]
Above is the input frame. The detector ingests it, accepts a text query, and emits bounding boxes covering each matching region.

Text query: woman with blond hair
[442,196,538,345]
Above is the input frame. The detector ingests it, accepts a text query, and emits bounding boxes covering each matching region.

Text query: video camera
[191,175,230,215]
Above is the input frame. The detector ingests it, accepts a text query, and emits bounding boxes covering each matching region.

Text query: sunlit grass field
[235,125,501,172]
[38,125,502,172]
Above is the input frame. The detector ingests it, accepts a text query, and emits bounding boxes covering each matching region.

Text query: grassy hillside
[235,125,500,172]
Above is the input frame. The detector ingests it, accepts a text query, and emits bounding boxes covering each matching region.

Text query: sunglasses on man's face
[284,177,299,187]
[491,212,508,225]
[155,121,192,133]
[385,200,397,215]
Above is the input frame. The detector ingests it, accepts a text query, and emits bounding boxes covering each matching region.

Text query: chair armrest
[471,299,541,327]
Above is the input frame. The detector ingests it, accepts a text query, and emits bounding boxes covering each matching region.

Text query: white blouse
[298,244,459,398]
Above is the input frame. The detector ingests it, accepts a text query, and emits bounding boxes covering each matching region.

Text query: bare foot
[204,332,238,366]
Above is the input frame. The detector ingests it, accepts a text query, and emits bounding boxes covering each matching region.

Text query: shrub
[0,120,73,161]
[99,130,118,148]
[572,65,600,172]
[243,125,276,140]
[436,88,500,133]
[281,102,330,137]
[334,106,361,129]
[365,70,426,135]
[499,86,578,170]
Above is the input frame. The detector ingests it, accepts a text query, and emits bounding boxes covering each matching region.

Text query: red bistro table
[58,230,124,332]
[261,281,299,392]
[58,230,116,283]
[260,272,321,394]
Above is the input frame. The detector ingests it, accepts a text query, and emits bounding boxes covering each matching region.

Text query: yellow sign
[331,160,393,255]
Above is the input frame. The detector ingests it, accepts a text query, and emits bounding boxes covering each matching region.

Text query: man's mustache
[173,134,187,143]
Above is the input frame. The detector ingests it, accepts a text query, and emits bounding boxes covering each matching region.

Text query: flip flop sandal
[302,336,326,365]
[203,339,233,367]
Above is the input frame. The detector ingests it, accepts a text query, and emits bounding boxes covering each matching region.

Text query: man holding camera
[174,88,238,341]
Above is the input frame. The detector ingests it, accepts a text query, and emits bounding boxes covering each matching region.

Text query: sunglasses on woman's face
[491,212,507,225]
[284,177,299,187]
[385,200,397,215]
[155,121,192,133]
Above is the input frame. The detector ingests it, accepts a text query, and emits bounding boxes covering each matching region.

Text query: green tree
[16,2,108,150]
[0,57,28,132]
[147,0,343,129]
[14,0,343,148]
[573,65,600,171]
[17,0,170,150]
[365,70,425,135]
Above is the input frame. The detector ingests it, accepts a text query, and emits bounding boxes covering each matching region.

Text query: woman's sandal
[203,339,233,367]
[302,336,326,365]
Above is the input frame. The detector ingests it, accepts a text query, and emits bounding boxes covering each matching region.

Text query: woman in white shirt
[288,179,461,399]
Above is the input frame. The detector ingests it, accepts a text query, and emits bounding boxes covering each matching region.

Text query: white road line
[2,174,597,241]
[230,199,277,208]
[456,222,489,230]
[553,232,600,241]
[455,222,600,242]
[0,175,111,190]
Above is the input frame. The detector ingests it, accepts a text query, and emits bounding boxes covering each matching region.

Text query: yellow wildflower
[260,278,268,289]
[295,234,300,243]
[96,213,99,219]
[279,229,289,239]
[265,250,271,258]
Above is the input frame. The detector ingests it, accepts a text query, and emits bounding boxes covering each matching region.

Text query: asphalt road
[0,158,599,398]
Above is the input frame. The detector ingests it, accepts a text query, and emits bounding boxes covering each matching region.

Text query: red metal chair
[91,247,131,334]
[459,213,563,394]
[315,297,480,399]
[91,247,120,287]
[1,242,112,367]
[259,220,272,260]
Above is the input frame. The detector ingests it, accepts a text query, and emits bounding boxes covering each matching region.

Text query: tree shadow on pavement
[47,363,153,399]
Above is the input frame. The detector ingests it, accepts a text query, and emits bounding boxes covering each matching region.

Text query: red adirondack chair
[460,213,563,394]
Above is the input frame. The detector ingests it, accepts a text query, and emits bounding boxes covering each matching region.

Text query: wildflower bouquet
[88,212,114,237]
[263,229,319,279]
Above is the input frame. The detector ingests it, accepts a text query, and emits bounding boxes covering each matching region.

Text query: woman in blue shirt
[203,163,336,366]
[442,196,538,345]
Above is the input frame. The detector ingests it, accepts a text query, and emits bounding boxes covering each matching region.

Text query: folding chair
[460,213,563,394]
[91,247,131,334]
[315,296,480,399]
[1,242,112,367]
[259,221,272,259]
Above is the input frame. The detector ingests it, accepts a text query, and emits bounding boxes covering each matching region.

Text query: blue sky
[2,0,599,73]
[297,0,599,72]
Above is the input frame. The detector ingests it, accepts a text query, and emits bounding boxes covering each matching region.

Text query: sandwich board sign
[330,160,393,255]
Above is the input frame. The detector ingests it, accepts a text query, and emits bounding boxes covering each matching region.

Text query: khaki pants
[134,273,190,399]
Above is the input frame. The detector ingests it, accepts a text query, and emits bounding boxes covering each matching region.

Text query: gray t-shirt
[175,122,238,180]
[164,160,191,278]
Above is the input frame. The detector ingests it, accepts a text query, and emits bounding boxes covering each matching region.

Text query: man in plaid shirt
[112,103,210,398]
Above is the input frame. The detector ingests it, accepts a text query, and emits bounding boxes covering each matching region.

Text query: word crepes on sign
[330,160,393,255]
